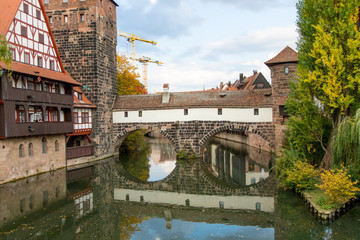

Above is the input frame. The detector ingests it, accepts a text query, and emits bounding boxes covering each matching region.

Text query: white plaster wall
[113,108,272,123]
[114,189,274,212]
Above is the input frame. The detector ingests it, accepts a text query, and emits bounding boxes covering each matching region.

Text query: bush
[285,160,318,192]
[316,167,359,205]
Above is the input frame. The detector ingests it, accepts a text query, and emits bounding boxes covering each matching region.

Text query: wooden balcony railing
[66,145,94,159]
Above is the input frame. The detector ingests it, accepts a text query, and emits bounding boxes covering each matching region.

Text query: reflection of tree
[119,215,148,240]
[119,130,151,182]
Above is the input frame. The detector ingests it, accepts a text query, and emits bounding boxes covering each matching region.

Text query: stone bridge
[112,88,276,156]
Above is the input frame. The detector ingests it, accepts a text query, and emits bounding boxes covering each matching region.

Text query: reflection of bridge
[112,89,276,156]
[114,160,276,212]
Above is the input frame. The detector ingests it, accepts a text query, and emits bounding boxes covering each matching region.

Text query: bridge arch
[199,123,274,154]
[113,125,177,152]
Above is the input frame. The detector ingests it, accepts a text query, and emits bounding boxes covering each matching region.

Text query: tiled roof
[0,61,80,85]
[265,46,298,67]
[114,89,273,110]
[0,0,21,36]
[74,87,96,108]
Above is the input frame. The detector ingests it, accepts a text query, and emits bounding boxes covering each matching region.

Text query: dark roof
[114,89,273,110]
[265,46,298,67]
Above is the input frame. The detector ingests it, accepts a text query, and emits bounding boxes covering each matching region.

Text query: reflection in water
[1,144,360,239]
[204,138,273,186]
[119,135,176,182]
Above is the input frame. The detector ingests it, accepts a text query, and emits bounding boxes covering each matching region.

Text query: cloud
[116,0,203,39]
[200,26,297,60]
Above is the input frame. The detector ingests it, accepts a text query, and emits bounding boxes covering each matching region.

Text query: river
[0,136,359,239]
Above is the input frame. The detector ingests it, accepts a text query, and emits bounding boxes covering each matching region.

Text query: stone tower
[44,0,118,156]
[265,46,298,150]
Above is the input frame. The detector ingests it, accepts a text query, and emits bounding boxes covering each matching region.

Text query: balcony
[67,145,95,159]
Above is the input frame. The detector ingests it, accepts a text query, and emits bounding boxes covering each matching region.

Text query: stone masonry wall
[0,134,66,184]
[270,62,297,150]
[113,121,275,156]
[44,0,118,156]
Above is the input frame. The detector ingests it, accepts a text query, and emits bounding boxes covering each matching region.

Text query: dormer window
[78,93,82,100]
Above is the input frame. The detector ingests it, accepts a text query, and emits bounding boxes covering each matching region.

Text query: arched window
[42,137,47,154]
[28,143,33,156]
[19,144,24,157]
[55,140,59,152]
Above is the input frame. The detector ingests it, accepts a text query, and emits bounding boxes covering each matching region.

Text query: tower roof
[265,46,298,67]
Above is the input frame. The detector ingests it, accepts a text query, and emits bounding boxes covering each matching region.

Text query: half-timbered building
[0,0,80,184]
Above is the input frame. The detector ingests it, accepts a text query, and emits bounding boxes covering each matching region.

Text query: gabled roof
[114,89,273,110]
[73,87,96,108]
[0,0,21,36]
[0,0,80,86]
[265,46,298,67]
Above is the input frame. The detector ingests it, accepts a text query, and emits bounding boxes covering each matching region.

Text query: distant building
[210,70,271,92]
[0,0,81,184]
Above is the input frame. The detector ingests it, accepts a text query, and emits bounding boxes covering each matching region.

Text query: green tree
[0,34,12,75]
[117,54,147,95]
[295,0,360,168]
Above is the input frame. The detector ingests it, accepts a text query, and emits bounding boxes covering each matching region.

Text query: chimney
[253,70,258,75]
[162,83,170,103]
[239,73,244,82]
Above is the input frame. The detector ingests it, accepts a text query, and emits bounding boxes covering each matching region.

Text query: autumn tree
[117,54,147,95]
[294,0,360,168]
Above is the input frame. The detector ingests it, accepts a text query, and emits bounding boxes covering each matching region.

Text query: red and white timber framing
[6,0,61,71]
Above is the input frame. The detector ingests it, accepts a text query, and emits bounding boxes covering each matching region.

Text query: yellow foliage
[285,160,318,192]
[316,167,359,204]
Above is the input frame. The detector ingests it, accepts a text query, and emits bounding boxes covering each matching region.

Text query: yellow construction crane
[133,56,163,90]
[117,31,157,64]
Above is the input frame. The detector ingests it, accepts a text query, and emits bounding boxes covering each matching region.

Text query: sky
[116,0,299,93]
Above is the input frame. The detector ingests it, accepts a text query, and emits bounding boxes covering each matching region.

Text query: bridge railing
[66,145,95,159]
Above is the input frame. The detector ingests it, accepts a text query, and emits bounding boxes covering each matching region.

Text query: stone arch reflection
[203,137,273,186]
[118,130,177,182]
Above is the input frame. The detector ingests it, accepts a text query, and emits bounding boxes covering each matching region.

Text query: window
[49,16,53,23]
[27,77,42,91]
[50,60,54,70]
[42,138,47,154]
[82,112,89,123]
[254,108,259,115]
[46,107,58,122]
[39,33,44,44]
[55,140,59,152]
[45,0,49,4]
[184,109,188,115]
[29,106,43,122]
[19,144,25,158]
[64,15,68,23]
[279,105,289,117]
[218,108,222,115]
[138,111,142,117]
[257,83,264,88]
[251,178,256,184]
[16,105,26,122]
[73,112,78,123]
[37,57,42,67]
[63,0,68,2]
[28,143,33,156]
[23,3,28,14]
[24,52,30,64]
[36,10,41,20]
[78,93,82,100]
[284,67,289,75]
[21,26,27,37]
[80,14,85,22]
[124,111,128,117]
